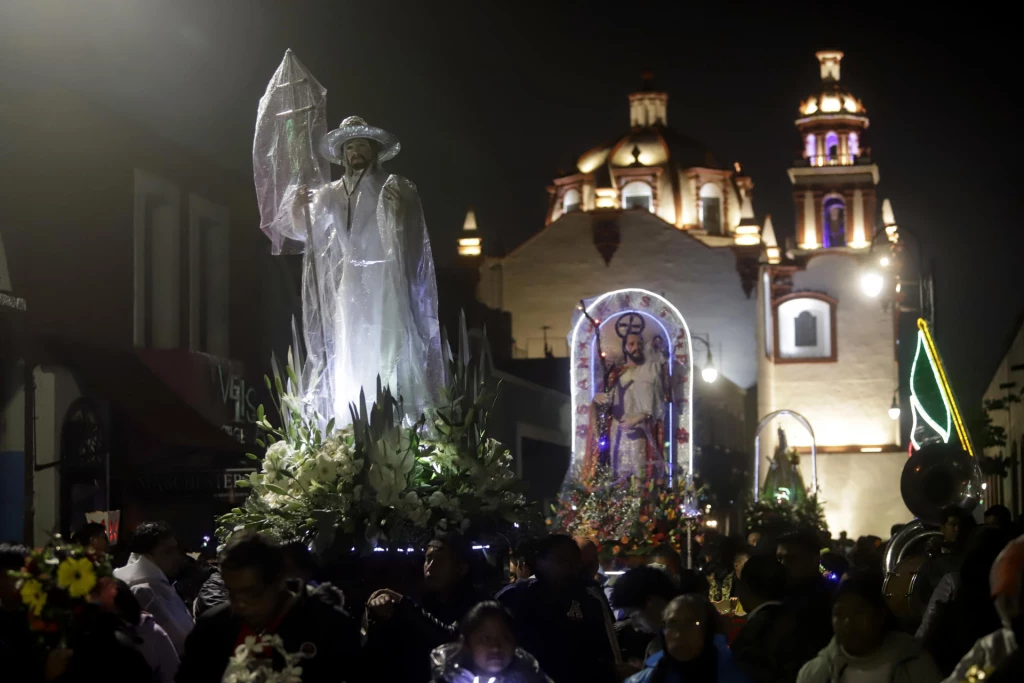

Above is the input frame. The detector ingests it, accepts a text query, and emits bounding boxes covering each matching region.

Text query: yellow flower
[20,579,47,616]
[57,557,97,598]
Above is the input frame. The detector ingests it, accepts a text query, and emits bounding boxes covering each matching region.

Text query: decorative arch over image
[566,289,693,489]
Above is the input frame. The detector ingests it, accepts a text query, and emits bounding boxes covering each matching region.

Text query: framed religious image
[567,289,693,488]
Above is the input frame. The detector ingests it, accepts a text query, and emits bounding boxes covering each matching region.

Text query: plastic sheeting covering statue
[253,50,443,427]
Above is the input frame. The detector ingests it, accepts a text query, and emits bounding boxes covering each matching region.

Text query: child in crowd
[430,601,553,683]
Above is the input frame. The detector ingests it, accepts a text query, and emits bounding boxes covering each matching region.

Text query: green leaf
[257,404,265,422]
[326,418,335,436]
[235,480,251,488]
[245,452,259,461]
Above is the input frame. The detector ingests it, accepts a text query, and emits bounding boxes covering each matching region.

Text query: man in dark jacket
[499,534,618,683]
[732,555,800,683]
[175,531,360,683]
[776,530,834,679]
[363,533,489,682]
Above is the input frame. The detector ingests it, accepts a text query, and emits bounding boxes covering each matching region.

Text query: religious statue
[583,313,670,480]
[253,50,443,427]
[762,426,808,504]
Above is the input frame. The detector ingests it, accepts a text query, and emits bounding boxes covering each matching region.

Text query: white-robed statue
[253,50,444,427]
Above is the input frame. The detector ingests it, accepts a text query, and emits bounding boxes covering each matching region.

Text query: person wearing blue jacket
[626,594,750,683]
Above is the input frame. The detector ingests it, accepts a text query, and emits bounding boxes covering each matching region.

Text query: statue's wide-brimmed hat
[322,115,400,165]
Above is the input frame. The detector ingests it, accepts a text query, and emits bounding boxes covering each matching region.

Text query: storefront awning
[44,340,246,453]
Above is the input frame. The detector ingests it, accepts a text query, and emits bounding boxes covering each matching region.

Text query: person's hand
[44,649,73,681]
[593,392,612,406]
[366,588,403,620]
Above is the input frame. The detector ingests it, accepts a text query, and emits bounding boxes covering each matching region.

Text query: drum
[883,553,930,622]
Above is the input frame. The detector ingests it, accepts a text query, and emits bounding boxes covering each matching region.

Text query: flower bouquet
[7,538,114,646]
[218,317,535,554]
[550,468,705,557]
[222,634,306,683]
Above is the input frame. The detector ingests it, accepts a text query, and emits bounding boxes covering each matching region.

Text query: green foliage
[744,496,828,535]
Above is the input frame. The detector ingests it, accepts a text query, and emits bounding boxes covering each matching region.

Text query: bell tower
[789,51,879,251]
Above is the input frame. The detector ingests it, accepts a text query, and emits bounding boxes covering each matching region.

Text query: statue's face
[344,138,374,170]
[624,334,645,365]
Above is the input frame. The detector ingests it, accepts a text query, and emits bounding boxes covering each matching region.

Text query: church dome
[547,73,749,238]
[797,51,867,119]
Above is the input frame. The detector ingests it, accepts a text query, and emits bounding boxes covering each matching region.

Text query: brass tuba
[882,441,982,621]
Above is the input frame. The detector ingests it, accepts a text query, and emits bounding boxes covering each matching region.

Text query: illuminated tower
[790,51,878,250]
[456,207,482,262]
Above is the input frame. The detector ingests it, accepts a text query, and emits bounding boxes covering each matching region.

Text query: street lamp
[861,270,885,298]
[692,334,718,384]
[888,391,901,421]
[866,199,935,328]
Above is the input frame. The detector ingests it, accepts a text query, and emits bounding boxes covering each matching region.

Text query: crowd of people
[1,504,1023,682]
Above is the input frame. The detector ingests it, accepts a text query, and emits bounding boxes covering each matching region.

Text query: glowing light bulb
[701,365,718,384]
[880,256,890,267]
[861,271,884,298]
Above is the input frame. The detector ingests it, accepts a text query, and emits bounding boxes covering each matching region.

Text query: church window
[622,181,653,212]
[563,188,581,214]
[794,311,817,347]
[699,183,723,235]
[775,295,836,362]
[133,169,181,349]
[848,131,860,158]
[823,196,846,247]
[805,134,816,162]
[825,131,839,164]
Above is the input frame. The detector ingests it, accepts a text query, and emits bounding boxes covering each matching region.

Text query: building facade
[756,51,907,538]
[471,52,912,538]
[0,90,294,546]
[981,319,1024,519]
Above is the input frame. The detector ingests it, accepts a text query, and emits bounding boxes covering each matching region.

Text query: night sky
[1,0,1017,406]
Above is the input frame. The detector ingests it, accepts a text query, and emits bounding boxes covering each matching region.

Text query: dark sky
[1,0,1018,406]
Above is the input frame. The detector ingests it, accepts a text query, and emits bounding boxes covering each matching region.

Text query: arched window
[825,131,839,164]
[823,195,846,247]
[622,181,653,212]
[805,134,816,162]
[699,183,723,235]
[794,310,818,347]
[848,132,860,159]
[563,188,581,214]
[774,294,837,362]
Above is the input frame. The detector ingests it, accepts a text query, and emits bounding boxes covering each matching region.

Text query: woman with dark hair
[626,594,748,683]
[109,579,178,683]
[797,571,940,683]
[430,601,553,682]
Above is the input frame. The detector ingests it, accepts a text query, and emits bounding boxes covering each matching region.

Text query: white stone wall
[798,449,910,541]
[492,211,758,389]
[757,253,906,538]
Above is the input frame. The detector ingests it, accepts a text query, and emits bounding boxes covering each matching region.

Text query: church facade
[470,52,909,538]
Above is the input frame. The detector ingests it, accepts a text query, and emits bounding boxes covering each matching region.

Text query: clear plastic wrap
[254,51,443,428]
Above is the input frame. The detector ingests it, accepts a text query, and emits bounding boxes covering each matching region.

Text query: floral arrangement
[221,634,307,683]
[218,318,533,554]
[743,495,828,535]
[8,538,114,644]
[549,467,705,556]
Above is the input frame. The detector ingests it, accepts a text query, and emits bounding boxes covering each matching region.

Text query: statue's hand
[295,183,314,206]
[382,183,401,205]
